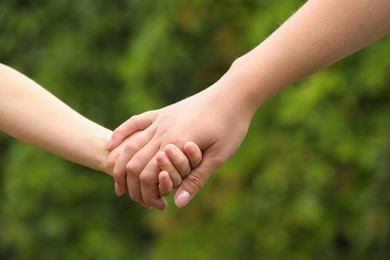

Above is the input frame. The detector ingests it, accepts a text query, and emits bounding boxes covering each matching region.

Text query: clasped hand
[106,84,252,210]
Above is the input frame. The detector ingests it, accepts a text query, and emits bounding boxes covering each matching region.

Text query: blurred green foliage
[1,0,389,259]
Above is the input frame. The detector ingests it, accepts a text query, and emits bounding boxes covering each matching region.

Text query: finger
[112,130,153,196]
[139,157,168,210]
[158,171,173,197]
[113,145,133,196]
[184,141,203,168]
[164,144,191,178]
[107,111,156,151]
[156,151,182,187]
[126,142,163,208]
[115,182,122,196]
[174,147,223,208]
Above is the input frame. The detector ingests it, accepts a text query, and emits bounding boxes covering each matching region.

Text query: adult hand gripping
[106,84,253,210]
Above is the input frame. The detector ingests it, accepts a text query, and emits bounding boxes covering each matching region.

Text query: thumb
[106,111,156,151]
[174,148,223,208]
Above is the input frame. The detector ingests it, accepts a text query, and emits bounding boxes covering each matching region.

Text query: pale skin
[0,63,202,202]
[107,0,390,210]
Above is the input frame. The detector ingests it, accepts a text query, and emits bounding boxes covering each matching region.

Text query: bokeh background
[1,0,389,259]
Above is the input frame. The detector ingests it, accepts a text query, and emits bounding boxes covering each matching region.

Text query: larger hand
[107,84,254,209]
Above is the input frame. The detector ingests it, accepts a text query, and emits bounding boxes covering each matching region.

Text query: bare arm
[223,0,390,115]
[0,63,203,203]
[108,0,390,209]
[0,63,112,173]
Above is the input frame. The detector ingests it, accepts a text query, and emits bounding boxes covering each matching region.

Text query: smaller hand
[106,132,202,209]
[157,142,202,197]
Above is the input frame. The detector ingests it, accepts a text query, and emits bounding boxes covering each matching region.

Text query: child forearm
[0,63,112,174]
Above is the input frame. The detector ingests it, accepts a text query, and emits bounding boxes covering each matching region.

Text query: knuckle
[126,161,139,176]
[124,143,134,153]
[139,173,155,185]
[186,174,203,190]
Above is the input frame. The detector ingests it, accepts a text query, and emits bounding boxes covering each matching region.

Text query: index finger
[107,112,156,151]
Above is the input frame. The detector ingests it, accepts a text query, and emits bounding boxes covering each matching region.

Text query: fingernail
[115,182,122,197]
[160,154,169,164]
[121,185,127,196]
[166,145,176,156]
[175,190,190,208]
[187,143,196,153]
[161,198,168,211]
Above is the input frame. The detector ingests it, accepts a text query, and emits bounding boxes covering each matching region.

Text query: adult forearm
[216,0,390,116]
[0,64,112,174]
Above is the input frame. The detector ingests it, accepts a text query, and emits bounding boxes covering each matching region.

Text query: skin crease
[0,64,202,202]
[107,0,390,210]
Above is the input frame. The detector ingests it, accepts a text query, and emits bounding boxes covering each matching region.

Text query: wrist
[86,128,113,175]
[208,58,266,121]
[102,148,117,176]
